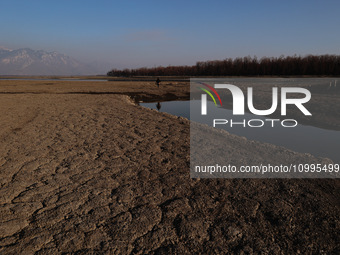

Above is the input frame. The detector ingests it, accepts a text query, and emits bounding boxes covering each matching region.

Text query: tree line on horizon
[107,55,340,77]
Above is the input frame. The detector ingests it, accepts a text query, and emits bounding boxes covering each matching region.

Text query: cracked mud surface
[0,80,339,254]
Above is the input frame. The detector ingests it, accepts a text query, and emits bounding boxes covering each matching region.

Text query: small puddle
[140,101,190,118]
[140,100,340,163]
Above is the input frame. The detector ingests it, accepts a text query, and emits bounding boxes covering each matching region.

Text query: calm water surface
[140,100,340,163]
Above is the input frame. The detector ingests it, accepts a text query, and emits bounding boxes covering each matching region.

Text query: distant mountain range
[0,47,106,75]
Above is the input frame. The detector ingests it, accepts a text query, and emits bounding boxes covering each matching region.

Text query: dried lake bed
[0,78,339,254]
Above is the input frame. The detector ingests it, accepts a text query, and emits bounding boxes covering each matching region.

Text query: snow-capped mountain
[0,47,96,75]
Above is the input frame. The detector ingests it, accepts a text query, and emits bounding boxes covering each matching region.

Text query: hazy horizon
[1,0,340,70]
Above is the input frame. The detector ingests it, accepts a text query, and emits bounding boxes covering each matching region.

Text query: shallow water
[140,100,340,163]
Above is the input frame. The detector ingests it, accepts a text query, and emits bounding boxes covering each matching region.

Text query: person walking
[156,77,160,88]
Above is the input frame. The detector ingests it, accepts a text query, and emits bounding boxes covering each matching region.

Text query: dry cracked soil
[0,79,339,254]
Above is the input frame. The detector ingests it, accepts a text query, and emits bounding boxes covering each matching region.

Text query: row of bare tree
[107,55,340,77]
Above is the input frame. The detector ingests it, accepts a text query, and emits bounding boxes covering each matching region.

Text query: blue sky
[1,0,340,69]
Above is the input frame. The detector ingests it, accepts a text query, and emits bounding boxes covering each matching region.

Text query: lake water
[140,100,340,163]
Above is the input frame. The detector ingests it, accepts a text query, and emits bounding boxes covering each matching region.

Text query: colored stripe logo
[199,82,222,106]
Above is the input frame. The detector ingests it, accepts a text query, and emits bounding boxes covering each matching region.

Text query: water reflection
[156,102,161,111]
[140,101,189,117]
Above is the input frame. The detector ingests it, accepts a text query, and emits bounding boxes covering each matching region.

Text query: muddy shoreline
[0,80,339,254]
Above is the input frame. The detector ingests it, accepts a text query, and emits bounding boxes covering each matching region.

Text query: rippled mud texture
[0,80,339,254]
